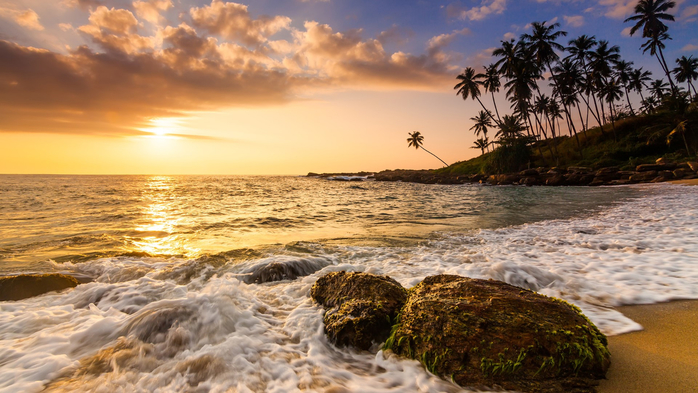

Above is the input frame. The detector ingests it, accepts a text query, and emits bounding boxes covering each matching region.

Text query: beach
[599,300,698,393]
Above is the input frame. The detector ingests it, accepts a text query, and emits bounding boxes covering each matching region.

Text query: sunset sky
[1,0,696,175]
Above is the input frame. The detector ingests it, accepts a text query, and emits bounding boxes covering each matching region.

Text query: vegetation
[439,0,696,175]
[407,131,449,167]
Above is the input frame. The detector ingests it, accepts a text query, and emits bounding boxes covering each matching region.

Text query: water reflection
[128,176,199,257]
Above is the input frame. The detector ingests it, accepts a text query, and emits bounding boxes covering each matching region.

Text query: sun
[144,117,183,137]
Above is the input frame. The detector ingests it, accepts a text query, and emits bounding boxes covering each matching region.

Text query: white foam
[1,185,697,392]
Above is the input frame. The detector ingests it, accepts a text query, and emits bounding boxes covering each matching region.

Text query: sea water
[0,175,696,392]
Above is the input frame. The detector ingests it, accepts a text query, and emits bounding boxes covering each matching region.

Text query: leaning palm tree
[472,138,489,156]
[454,67,500,126]
[673,56,698,100]
[624,0,677,93]
[406,131,449,167]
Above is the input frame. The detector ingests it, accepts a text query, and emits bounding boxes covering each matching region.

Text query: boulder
[0,274,79,301]
[311,272,407,350]
[688,161,698,172]
[520,176,539,186]
[629,171,658,183]
[567,166,591,174]
[636,164,665,172]
[546,174,565,186]
[673,168,692,179]
[564,173,594,186]
[384,275,610,393]
[595,167,619,176]
[519,169,540,177]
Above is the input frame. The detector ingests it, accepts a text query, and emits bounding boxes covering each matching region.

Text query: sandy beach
[598,300,698,393]
[669,178,698,186]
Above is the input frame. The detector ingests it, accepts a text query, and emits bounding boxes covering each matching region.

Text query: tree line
[408,0,697,168]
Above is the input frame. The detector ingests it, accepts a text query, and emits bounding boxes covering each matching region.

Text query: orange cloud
[0,1,465,137]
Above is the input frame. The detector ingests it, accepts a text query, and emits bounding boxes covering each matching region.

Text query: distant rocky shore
[308,160,698,186]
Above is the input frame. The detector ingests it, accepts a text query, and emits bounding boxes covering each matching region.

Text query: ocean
[1,175,696,392]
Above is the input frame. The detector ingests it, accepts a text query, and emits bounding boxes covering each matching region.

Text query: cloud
[0,1,465,137]
[189,0,291,46]
[133,0,172,24]
[621,26,632,37]
[563,15,584,28]
[682,44,698,52]
[503,32,516,40]
[679,4,698,23]
[446,0,507,21]
[0,8,45,31]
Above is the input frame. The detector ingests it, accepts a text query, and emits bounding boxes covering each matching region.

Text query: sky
[0,0,696,175]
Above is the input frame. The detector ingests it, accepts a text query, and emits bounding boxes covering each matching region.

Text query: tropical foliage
[449,0,695,173]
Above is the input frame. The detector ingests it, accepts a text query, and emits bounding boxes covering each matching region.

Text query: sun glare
[144,117,183,137]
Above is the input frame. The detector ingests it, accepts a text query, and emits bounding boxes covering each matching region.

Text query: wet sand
[598,300,698,393]
[669,178,698,185]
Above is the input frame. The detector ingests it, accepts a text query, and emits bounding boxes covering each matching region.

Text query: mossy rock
[384,275,610,393]
[311,271,407,350]
[0,273,79,301]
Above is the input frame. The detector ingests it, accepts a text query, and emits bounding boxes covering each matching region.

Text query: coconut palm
[496,115,526,140]
[482,64,503,122]
[406,131,449,167]
[629,67,653,102]
[641,96,659,113]
[613,60,636,115]
[600,78,624,139]
[649,79,668,100]
[624,0,677,93]
[472,138,489,156]
[454,67,500,126]
[673,55,698,100]
[470,111,494,151]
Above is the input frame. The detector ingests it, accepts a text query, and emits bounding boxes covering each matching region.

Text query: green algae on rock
[311,271,407,350]
[0,273,79,301]
[384,275,610,393]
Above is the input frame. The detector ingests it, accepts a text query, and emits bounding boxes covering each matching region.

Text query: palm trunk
[491,92,502,123]
[608,100,617,141]
[475,96,502,128]
[657,46,678,95]
[419,146,449,167]
[623,86,635,115]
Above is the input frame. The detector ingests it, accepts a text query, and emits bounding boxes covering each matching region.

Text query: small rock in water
[241,257,330,284]
[0,273,79,301]
[311,271,407,350]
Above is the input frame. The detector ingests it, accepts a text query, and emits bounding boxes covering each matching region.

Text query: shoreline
[598,300,698,393]
[308,161,698,186]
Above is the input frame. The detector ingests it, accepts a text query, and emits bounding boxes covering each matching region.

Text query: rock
[673,168,692,179]
[520,176,539,186]
[519,169,539,176]
[617,171,635,180]
[311,272,407,350]
[636,164,665,172]
[688,161,698,172]
[656,157,667,165]
[240,257,330,284]
[564,173,594,186]
[546,174,565,186]
[384,275,610,393]
[629,171,658,183]
[0,274,79,301]
[650,171,674,183]
[567,166,591,173]
[595,167,619,176]
[608,179,632,185]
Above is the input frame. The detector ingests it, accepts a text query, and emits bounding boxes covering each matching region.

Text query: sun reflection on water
[127,176,200,257]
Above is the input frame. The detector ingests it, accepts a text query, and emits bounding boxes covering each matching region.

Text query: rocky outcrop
[0,274,79,301]
[312,160,698,187]
[311,271,408,350]
[313,272,611,393]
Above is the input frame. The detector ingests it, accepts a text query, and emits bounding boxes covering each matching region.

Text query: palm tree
[600,78,624,139]
[614,60,636,115]
[496,115,526,140]
[454,67,500,126]
[641,96,659,113]
[482,64,503,122]
[649,79,668,100]
[629,67,653,103]
[472,138,489,155]
[406,131,449,167]
[673,56,698,100]
[624,0,677,93]
[470,111,494,151]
